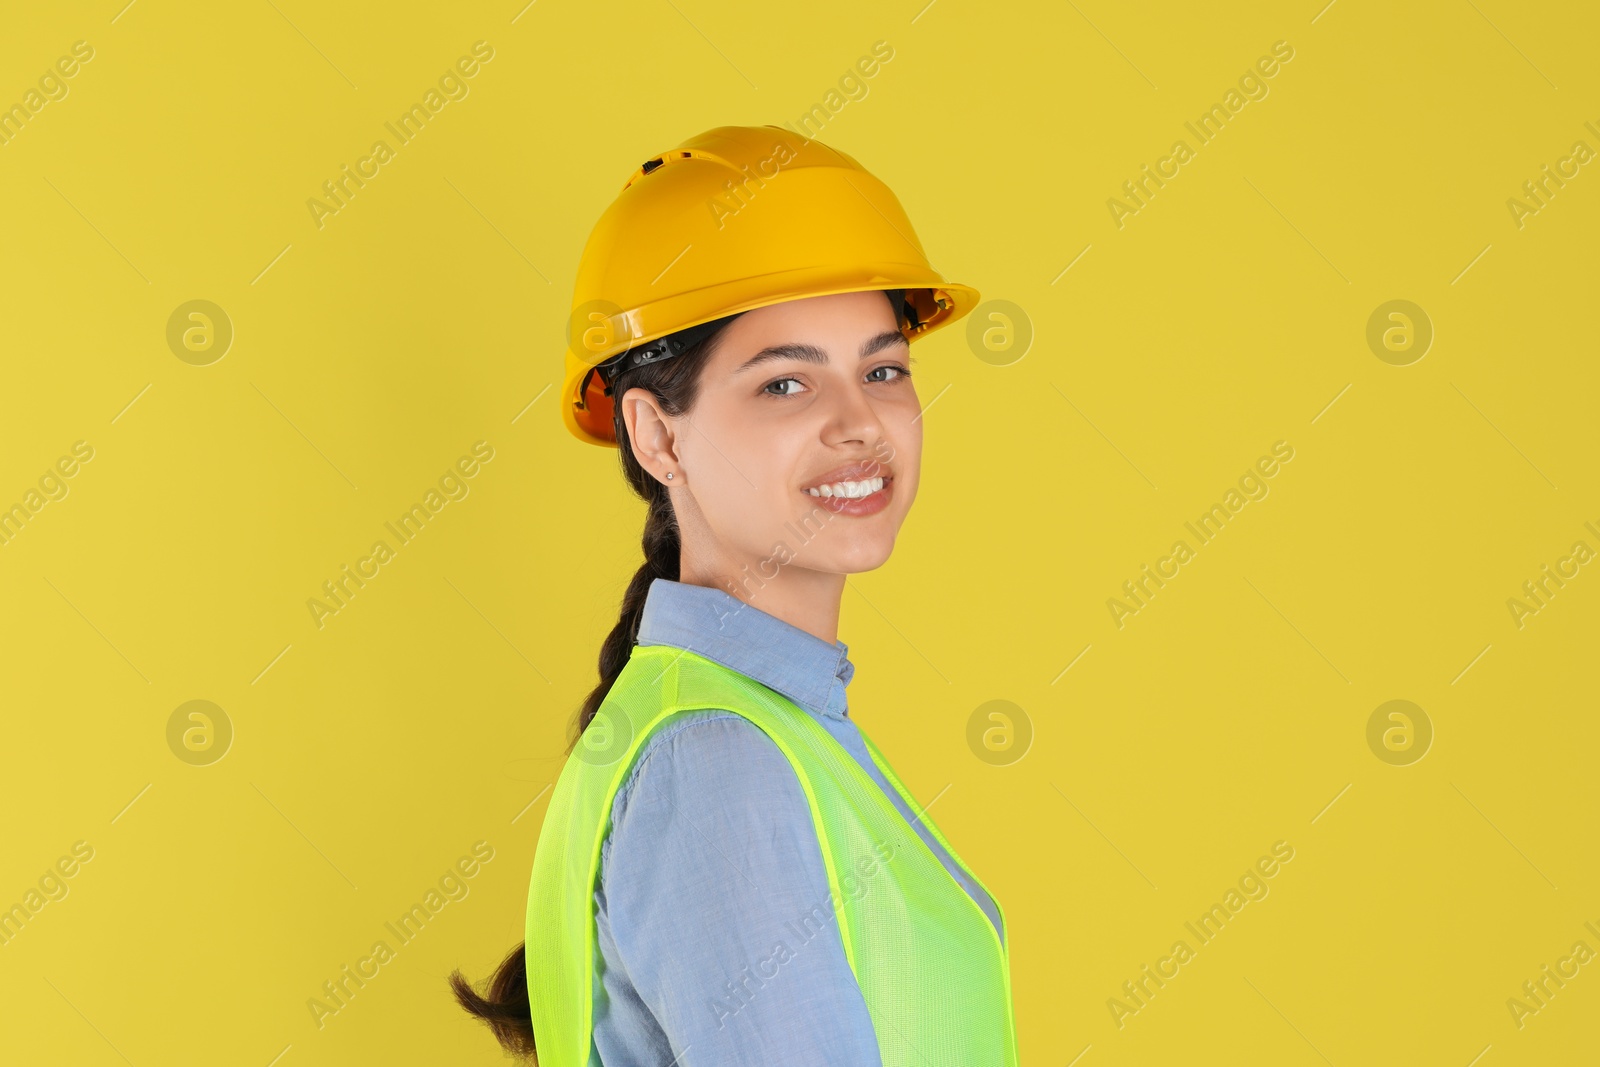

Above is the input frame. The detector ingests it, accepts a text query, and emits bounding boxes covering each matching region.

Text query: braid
[571,476,680,748]
[446,315,730,1058]
[450,291,904,1058]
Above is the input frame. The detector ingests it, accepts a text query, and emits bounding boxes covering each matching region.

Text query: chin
[775,502,906,571]
[818,537,897,574]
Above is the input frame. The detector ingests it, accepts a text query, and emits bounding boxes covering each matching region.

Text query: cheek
[883,422,921,500]
[897,462,919,508]
[893,467,919,518]
[688,421,802,536]
[701,462,771,520]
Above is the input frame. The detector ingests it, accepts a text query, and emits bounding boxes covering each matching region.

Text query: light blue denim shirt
[589,577,1003,1066]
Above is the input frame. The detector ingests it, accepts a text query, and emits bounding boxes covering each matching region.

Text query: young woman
[451,125,1018,1065]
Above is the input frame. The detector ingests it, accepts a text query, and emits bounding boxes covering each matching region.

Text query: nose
[820,373,888,447]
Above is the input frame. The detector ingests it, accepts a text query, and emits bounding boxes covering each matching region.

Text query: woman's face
[625,290,922,590]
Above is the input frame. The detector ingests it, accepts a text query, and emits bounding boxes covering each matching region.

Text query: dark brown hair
[445,317,732,1060]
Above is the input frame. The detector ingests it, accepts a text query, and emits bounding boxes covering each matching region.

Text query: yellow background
[2,0,1597,1063]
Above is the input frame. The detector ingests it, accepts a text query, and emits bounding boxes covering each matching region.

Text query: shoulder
[612,708,797,819]
[599,709,824,884]
[626,707,786,771]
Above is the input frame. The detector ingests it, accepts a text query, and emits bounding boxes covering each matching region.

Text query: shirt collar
[635,578,854,721]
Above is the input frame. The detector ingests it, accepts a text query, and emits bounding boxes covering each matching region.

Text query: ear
[619,386,681,479]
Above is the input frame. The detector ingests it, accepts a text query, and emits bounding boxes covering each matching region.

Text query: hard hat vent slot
[640,152,696,176]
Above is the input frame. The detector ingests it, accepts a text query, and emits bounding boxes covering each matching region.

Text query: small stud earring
[665,472,673,480]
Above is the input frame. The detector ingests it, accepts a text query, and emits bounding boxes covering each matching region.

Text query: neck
[676,559,844,646]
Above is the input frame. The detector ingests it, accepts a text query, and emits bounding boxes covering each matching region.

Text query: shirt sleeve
[595,711,884,1066]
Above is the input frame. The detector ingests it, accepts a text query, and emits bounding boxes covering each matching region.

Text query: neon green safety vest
[526,643,1019,1066]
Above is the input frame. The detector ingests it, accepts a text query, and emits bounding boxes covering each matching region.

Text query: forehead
[705,291,900,369]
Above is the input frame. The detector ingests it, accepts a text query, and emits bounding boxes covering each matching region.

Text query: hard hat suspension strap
[594,288,925,402]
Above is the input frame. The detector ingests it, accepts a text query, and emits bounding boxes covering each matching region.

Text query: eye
[761,363,913,398]
[868,364,912,383]
[763,377,807,397]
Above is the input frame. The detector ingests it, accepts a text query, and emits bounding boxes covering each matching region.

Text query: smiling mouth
[802,475,891,499]
[798,474,895,516]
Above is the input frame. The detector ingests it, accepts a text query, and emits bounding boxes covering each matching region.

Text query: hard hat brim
[563,272,980,449]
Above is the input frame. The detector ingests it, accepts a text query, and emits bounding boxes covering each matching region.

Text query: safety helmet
[560,124,981,448]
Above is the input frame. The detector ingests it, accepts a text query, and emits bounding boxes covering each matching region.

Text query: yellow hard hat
[560,124,981,448]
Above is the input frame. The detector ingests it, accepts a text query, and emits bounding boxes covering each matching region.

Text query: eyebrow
[734,330,909,374]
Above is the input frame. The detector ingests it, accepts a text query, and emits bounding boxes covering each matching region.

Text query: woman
[451,125,1018,1065]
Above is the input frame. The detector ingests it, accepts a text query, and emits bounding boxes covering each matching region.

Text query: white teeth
[805,476,885,499]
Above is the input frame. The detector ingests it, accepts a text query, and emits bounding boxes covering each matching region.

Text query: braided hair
[446,314,736,1059]
[449,288,911,1058]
